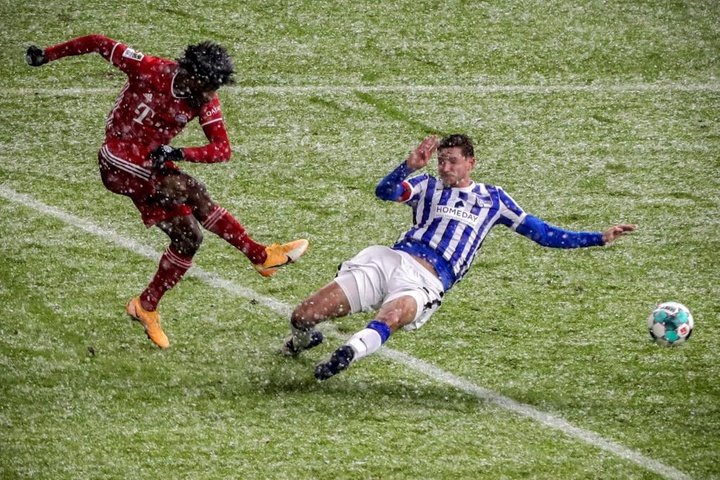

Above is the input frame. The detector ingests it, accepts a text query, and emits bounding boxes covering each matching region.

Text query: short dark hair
[439,134,474,158]
[178,41,235,89]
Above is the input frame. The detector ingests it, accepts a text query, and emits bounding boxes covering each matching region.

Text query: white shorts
[334,245,445,331]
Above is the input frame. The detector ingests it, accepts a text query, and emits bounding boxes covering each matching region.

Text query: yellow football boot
[126,297,170,349]
[254,239,309,277]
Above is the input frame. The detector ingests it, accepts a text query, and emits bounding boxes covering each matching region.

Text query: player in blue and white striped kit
[283,134,636,380]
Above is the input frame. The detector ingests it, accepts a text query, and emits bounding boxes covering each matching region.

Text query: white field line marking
[0,185,691,480]
[3,82,720,97]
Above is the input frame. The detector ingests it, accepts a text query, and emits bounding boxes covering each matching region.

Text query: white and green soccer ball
[647,301,694,346]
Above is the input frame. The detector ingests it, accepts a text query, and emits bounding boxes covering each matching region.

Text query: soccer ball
[647,302,694,346]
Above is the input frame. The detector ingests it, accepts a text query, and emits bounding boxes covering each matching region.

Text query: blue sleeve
[515,214,605,248]
[375,161,414,201]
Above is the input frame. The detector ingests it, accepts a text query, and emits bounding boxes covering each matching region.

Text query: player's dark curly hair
[178,41,235,89]
[439,134,474,158]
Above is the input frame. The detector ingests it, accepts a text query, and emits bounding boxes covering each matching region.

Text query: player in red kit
[26,35,308,349]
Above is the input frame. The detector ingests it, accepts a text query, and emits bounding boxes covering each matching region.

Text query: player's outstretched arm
[515,215,635,249]
[25,35,122,67]
[602,224,637,244]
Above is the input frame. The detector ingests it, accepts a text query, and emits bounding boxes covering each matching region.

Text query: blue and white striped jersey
[377,166,605,291]
[392,172,526,289]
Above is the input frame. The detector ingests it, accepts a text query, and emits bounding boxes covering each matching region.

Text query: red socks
[140,247,193,311]
[139,207,267,312]
[201,206,267,264]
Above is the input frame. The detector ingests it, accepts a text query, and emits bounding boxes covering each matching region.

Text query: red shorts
[98,141,192,226]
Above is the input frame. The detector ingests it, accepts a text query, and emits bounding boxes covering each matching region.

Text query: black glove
[149,145,185,169]
[26,46,47,66]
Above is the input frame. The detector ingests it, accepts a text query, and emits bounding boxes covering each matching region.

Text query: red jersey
[44,34,231,164]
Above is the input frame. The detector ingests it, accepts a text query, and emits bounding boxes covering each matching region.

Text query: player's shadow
[228,351,483,414]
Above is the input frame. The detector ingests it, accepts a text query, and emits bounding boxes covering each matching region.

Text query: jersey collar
[171,70,189,99]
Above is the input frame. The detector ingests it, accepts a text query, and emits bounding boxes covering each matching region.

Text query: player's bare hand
[406,135,439,170]
[26,46,47,67]
[602,224,637,244]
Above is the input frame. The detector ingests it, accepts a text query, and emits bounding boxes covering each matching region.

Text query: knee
[375,311,405,333]
[173,227,203,256]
